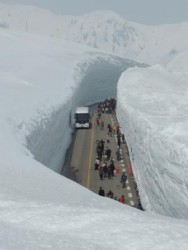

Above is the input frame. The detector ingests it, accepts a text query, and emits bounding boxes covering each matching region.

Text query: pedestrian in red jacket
[96,117,100,126]
[119,195,126,204]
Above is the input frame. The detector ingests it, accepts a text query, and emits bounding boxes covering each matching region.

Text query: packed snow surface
[0,4,188,250]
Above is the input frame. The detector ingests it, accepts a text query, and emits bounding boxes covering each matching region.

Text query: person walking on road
[106,133,110,143]
[98,187,105,196]
[107,164,112,179]
[121,172,127,188]
[95,157,100,170]
[107,124,112,136]
[116,146,121,161]
[117,131,121,147]
[112,124,116,135]
[96,117,100,126]
[109,159,115,177]
[100,120,104,130]
[116,124,120,134]
[119,195,126,204]
[117,137,121,148]
[98,109,102,119]
[99,165,103,180]
[106,190,114,199]
[105,148,111,160]
[103,163,108,178]
[101,139,105,151]
[96,141,104,159]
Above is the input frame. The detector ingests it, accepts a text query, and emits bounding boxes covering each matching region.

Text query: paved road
[62,106,142,209]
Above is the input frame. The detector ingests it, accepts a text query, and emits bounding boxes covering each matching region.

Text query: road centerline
[86,114,95,189]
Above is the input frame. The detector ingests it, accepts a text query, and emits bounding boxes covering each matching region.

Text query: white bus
[74,107,90,128]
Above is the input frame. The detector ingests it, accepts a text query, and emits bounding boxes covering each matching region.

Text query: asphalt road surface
[62,106,143,209]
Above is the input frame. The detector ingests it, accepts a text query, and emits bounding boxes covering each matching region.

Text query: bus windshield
[75,113,90,122]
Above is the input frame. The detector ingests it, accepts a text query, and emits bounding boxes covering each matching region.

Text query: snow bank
[117,65,188,219]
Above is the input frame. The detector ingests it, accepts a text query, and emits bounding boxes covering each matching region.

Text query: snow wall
[116,65,188,219]
[26,55,140,173]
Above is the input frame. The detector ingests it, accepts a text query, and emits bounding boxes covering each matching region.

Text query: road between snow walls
[26,55,140,173]
[26,53,188,220]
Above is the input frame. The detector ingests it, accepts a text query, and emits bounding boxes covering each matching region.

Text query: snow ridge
[1,3,188,66]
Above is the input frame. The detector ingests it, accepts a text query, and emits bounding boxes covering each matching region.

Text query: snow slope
[167,48,188,72]
[0,3,188,65]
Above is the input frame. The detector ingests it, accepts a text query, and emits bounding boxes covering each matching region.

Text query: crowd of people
[94,99,128,204]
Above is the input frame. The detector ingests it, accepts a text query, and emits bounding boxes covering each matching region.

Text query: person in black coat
[98,187,105,196]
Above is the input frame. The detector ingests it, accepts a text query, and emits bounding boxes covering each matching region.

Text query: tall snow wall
[116,65,188,219]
